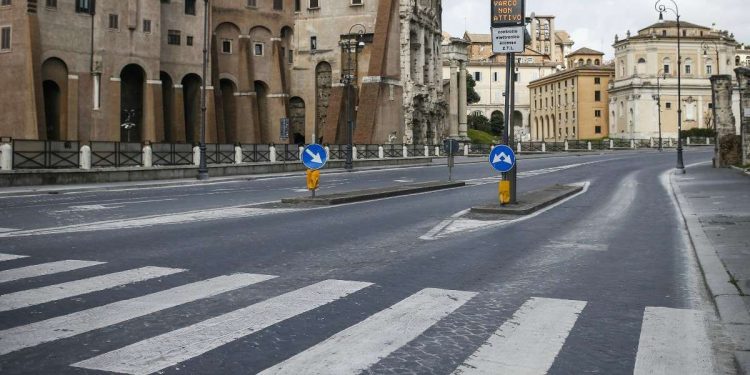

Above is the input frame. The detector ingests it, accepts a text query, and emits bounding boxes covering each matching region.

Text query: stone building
[528,49,614,141]
[736,44,750,68]
[609,21,742,139]
[291,0,445,146]
[0,0,444,146]
[528,14,573,68]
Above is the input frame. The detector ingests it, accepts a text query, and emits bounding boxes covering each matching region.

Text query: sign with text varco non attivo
[491,0,525,27]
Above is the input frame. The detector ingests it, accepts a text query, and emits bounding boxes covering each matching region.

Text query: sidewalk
[670,164,750,374]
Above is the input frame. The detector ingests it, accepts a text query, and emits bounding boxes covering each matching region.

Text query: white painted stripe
[0,260,104,283]
[453,297,586,375]
[0,253,27,262]
[633,307,715,375]
[0,273,276,355]
[0,228,18,233]
[0,266,184,312]
[73,279,372,375]
[260,288,476,375]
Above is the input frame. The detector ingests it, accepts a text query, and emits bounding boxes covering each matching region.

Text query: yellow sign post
[306,169,320,197]
[499,180,511,204]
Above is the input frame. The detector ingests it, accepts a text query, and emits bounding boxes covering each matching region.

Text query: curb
[668,171,750,372]
[280,181,465,205]
[470,184,583,215]
[730,165,750,177]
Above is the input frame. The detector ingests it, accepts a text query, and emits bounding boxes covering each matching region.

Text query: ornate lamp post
[197,0,210,180]
[652,69,666,151]
[656,0,685,172]
[340,24,366,172]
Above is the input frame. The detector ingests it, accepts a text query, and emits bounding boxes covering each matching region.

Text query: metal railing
[382,144,401,158]
[152,143,193,166]
[356,144,380,159]
[241,144,271,163]
[206,144,235,165]
[91,141,142,167]
[12,140,79,169]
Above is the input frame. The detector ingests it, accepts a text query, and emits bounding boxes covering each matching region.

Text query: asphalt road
[0,149,735,374]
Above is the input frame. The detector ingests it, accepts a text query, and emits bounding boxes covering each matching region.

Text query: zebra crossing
[0,252,716,374]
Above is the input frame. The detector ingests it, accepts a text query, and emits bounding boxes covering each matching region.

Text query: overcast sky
[442,0,749,59]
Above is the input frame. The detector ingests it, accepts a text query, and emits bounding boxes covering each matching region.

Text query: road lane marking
[0,266,184,312]
[0,228,18,233]
[0,253,27,262]
[72,279,373,375]
[0,260,104,283]
[421,181,590,240]
[0,273,276,355]
[260,288,476,375]
[453,297,586,375]
[633,307,715,375]
[0,206,291,238]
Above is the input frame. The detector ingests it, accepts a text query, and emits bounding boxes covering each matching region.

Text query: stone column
[736,68,750,165]
[458,61,468,139]
[710,75,739,167]
[449,61,459,138]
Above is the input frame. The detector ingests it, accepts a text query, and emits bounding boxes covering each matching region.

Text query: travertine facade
[0,0,443,145]
[609,21,742,139]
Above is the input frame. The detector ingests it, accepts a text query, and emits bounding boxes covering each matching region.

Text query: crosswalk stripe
[72,279,373,375]
[0,266,184,312]
[0,260,105,283]
[633,307,714,375]
[0,253,28,262]
[0,273,276,355]
[453,297,586,375]
[260,288,477,375]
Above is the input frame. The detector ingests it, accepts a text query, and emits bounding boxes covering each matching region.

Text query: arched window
[586,59,592,65]
[684,58,693,75]
[594,59,600,65]
[662,57,671,75]
[637,58,646,75]
[620,60,626,77]
[737,56,741,66]
[578,59,584,66]
[705,58,713,75]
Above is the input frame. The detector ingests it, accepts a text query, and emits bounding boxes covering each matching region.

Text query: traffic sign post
[489,145,516,205]
[301,144,328,197]
[443,139,460,181]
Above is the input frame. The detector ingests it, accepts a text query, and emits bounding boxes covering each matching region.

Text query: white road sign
[492,27,525,54]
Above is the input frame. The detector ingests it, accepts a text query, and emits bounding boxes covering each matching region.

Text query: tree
[466,74,480,105]
[490,111,504,135]
[468,112,491,133]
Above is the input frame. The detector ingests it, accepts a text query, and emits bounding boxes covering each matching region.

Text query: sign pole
[502,53,512,196]
[509,53,517,204]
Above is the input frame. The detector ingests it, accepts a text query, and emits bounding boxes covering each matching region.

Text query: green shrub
[680,128,716,138]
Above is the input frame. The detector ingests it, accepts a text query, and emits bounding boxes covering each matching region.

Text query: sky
[442,0,749,59]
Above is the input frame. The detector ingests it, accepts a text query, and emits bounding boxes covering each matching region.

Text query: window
[594,77,601,84]
[108,14,119,30]
[247,0,256,7]
[474,71,481,81]
[595,110,602,117]
[75,0,93,14]
[294,0,300,11]
[0,0,10,6]
[310,36,317,51]
[273,0,282,10]
[168,30,181,45]
[663,57,671,74]
[186,36,193,46]
[254,43,264,56]
[309,0,319,8]
[493,72,498,82]
[0,26,10,51]
[666,102,672,109]
[143,19,151,33]
[288,49,294,64]
[684,58,692,75]
[185,0,195,15]
[351,0,363,5]
[46,0,57,8]
[595,91,601,102]
[706,60,713,75]
[662,30,667,37]
[222,39,232,54]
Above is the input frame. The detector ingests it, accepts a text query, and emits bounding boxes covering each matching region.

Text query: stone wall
[736,68,750,165]
[710,75,738,167]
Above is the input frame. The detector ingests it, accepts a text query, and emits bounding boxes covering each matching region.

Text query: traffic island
[470,184,583,216]
[280,181,465,205]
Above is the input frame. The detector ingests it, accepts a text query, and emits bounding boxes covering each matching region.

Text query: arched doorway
[513,111,523,133]
[219,79,237,143]
[41,58,68,140]
[289,96,306,144]
[315,62,332,143]
[254,81,270,142]
[182,74,202,144]
[120,64,146,143]
[160,72,174,143]
[490,110,503,136]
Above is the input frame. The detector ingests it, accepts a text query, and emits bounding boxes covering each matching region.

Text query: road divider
[280,181,466,205]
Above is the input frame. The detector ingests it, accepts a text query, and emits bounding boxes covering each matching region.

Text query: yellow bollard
[499,180,510,205]
[306,169,320,193]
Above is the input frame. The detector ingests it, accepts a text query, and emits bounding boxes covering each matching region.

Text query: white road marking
[72,279,373,375]
[0,273,276,355]
[0,228,18,233]
[0,266,184,312]
[633,307,715,375]
[0,253,27,262]
[420,182,590,240]
[53,198,180,213]
[260,288,476,375]
[0,260,104,283]
[453,297,586,375]
[0,206,292,238]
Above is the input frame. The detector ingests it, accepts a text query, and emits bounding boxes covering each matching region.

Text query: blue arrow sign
[301,144,328,170]
[489,145,516,173]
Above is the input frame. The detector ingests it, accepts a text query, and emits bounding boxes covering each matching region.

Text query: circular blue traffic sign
[301,144,328,170]
[489,145,516,173]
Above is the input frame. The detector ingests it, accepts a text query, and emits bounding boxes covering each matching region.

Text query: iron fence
[382,144,401,158]
[612,139,631,148]
[521,142,544,152]
[274,144,301,162]
[468,144,492,155]
[152,143,193,166]
[566,140,588,151]
[12,140,79,169]
[546,142,565,152]
[327,145,347,160]
[241,144,271,163]
[206,144,235,165]
[90,141,142,167]
[357,144,380,159]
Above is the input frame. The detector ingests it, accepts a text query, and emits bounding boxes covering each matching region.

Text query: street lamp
[701,39,720,75]
[652,69,666,151]
[340,24,366,172]
[197,0,210,180]
[656,0,685,173]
